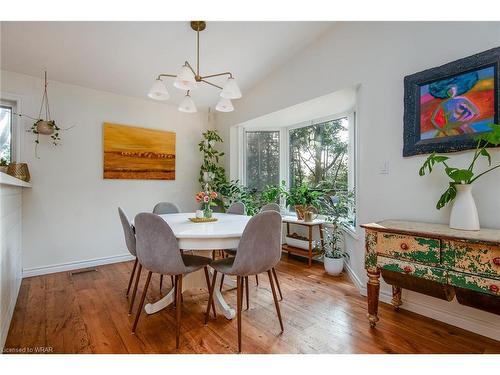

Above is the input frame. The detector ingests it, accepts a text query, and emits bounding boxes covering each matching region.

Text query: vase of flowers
[195,187,218,219]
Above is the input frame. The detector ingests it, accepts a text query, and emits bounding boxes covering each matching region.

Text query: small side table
[282,215,325,267]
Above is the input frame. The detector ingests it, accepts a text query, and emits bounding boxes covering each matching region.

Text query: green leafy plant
[0,158,8,167]
[286,182,324,208]
[318,226,349,259]
[216,179,260,216]
[419,124,500,209]
[260,180,289,205]
[198,130,227,189]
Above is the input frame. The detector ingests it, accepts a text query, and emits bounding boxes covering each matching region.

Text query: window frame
[240,109,357,231]
[0,93,23,165]
[0,104,14,164]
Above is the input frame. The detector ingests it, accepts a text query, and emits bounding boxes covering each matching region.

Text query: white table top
[159,212,252,239]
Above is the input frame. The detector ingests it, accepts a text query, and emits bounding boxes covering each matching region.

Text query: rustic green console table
[361,220,500,327]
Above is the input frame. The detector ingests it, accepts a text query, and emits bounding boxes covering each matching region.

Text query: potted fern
[419,124,500,230]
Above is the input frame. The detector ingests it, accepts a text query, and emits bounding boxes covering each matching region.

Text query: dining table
[142,212,252,320]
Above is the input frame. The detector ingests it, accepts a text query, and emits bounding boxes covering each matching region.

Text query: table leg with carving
[391,285,402,311]
[367,269,380,328]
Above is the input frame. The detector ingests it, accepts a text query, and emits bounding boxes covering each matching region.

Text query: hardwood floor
[4,256,500,354]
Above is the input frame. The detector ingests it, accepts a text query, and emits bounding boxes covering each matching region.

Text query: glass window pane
[245,131,280,192]
[0,106,12,163]
[289,117,348,191]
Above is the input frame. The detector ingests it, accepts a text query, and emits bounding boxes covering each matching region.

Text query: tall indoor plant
[419,124,500,230]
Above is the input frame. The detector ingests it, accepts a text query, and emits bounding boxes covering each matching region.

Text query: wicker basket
[7,163,30,182]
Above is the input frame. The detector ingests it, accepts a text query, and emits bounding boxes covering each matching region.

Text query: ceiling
[0,21,333,110]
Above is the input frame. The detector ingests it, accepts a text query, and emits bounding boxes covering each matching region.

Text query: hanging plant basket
[35,120,55,135]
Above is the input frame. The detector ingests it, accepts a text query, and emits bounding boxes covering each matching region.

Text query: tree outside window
[0,105,13,163]
[245,131,280,192]
[289,117,348,191]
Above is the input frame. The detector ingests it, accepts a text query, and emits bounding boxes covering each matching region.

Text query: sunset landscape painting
[103,123,175,180]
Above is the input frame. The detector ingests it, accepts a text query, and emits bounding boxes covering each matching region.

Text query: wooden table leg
[367,269,380,328]
[308,226,313,267]
[286,222,290,257]
[318,224,325,252]
[391,285,402,311]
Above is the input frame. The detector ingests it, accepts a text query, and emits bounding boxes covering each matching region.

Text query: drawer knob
[403,266,412,274]
[490,284,499,293]
[493,257,500,266]
[400,243,409,251]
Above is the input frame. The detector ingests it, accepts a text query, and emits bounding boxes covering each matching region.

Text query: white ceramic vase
[449,184,480,231]
[324,257,344,276]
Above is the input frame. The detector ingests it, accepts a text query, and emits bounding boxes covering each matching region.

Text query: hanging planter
[14,71,73,158]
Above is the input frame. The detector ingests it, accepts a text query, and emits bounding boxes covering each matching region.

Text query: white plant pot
[324,257,344,276]
[449,184,480,231]
[285,236,309,250]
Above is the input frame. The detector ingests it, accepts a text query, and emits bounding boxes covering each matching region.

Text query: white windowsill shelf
[0,171,32,188]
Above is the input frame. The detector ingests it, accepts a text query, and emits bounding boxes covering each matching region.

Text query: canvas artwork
[403,47,499,156]
[103,123,175,180]
[419,66,495,140]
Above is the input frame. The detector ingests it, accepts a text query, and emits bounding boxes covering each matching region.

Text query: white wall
[0,183,23,349]
[1,70,208,275]
[216,22,500,340]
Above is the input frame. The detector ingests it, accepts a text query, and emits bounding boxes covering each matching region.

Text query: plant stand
[282,215,325,267]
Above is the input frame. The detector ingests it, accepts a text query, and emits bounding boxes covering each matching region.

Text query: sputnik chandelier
[147,21,242,113]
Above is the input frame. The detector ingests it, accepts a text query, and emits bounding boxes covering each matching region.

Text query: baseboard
[0,276,21,352]
[22,253,135,278]
[347,266,500,342]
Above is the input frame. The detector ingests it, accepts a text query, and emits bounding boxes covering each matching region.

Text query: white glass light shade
[220,77,242,99]
[178,94,197,113]
[174,65,198,91]
[215,97,234,112]
[147,79,170,100]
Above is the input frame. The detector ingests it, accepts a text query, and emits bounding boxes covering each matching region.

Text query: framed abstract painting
[103,123,176,180]
[403,47,500,156]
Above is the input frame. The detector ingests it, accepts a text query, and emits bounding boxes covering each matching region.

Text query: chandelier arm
[184,61,197,77]
[157,74,177,79]
[201,72,233,80]
[201,80,223,90]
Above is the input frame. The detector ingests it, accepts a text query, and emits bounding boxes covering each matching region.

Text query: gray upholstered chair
[152,201,181,215]
[226,201,245,215]
[152,201,181,291]
[132,213,215,348]
[260,203,281,213]
[118,208,140,307]
[206,211,284,353]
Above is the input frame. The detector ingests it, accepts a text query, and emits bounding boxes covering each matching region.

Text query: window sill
[0,172,32,188]
[343,226,359,241]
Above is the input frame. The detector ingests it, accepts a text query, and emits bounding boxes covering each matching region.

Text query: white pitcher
[449,184,480,231]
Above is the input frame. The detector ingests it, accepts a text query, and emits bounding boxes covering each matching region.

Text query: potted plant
[318,226,348,276]
[0,158,8,174]
[286,182,323,219]
[317,190,355,275]
[260,180,289,211]
[419,124,500,230]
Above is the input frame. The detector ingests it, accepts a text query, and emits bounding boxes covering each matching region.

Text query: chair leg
[272,267,283,301]
[175,274,183,349]
[236,276,243,353]
[203,266,217,318]
[267,270,284,332]
[212,250,216,260]
[126,258,138,297]
[205,270,218,324]
[132,271,152,334]
[255,274,259,286]
[245,276,249,311]
[160,274,163,292]
[219,274,225,292]
[170,275,174,287]
[128,263,142,315]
